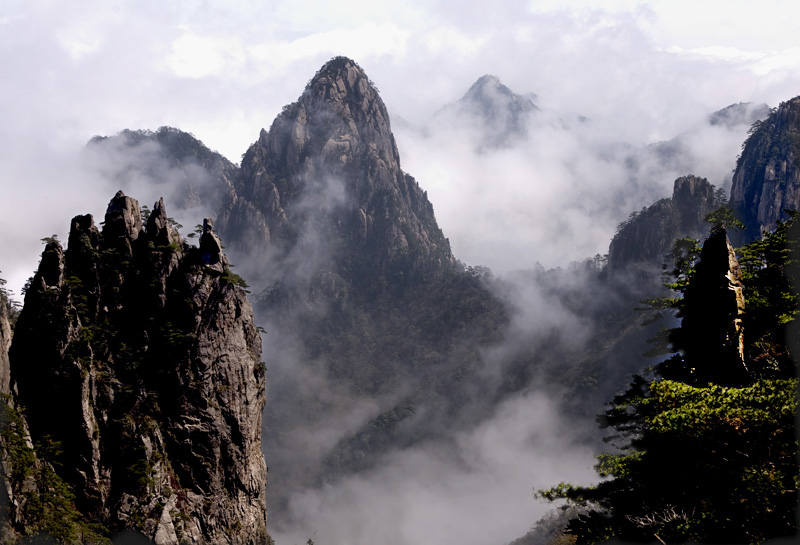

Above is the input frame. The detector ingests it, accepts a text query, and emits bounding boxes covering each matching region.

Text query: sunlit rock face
[731,96,800,243]
[7,192,267,544]
[0,292,12,395]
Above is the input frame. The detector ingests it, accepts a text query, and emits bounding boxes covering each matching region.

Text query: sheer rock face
[0,296,11,395]
[217,56,454,284]
[8,192,267,544]
[681,226,748,384]
[608,175,718,275]
[730,96,800,243]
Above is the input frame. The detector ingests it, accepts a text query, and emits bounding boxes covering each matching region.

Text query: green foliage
[537,218,800,543]
[40,234,60,245]
[0,398,111,544]
[221,269,249,291]
[0,271,20,311]
[738,211,799,377]
[704,205,746,230]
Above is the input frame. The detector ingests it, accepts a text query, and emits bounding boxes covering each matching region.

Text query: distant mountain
[630,102,771,191]
[86,127,239,212]
[708,102,771,129]
[431,74,540,148]
[730,96,800,243]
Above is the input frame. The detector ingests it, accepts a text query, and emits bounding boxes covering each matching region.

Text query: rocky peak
[608,175,718,275]
[85,127,241,213]
[730,96,800,243]
[146,197,181,247]
[6,192,268,544]
[217,57,454,287]
[462,74,539,115]
[199,217,229,272]
[105,190,143,241]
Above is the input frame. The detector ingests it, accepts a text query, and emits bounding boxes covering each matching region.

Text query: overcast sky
[2,0,800,294]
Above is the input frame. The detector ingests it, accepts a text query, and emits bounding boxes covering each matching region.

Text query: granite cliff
[730,96,800,243]
[0,287,12,395]
[3,192,267,544]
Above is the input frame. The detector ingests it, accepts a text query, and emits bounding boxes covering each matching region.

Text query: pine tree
[537,218,799,544]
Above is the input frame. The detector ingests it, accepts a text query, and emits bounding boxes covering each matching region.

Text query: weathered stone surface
[0,295,11,395]
[608,175,718,275]
[7,193,268,544]
[199,217,229,273]
[106,190,143,241]
[146,197,181,248]
[730,96,800,243]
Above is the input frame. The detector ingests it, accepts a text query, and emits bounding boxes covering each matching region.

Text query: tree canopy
[537,216,799,544]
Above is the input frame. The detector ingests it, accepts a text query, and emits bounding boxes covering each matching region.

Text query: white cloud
[165,32,247,78]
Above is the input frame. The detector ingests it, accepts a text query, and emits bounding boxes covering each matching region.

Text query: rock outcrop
[608,175,719,275]
[681,226,749,385]
[730,96,800,243]
[0,292,11,395]
[6,192,267,544]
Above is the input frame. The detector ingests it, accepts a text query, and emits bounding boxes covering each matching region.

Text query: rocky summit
[4,191,267,544]
[216,56,454,288]
[607,175,721,275]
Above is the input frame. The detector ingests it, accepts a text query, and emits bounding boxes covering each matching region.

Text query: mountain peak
[310,56,366,81]
[304,56,377,103]
[221,58,454,285]
[431,74,540,149]
[464,74,511,99]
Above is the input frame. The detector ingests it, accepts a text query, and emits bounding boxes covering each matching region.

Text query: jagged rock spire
[682,226,748,384]
[7,192,267,544]
[105,190,143,241]
[146,197,181,247]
